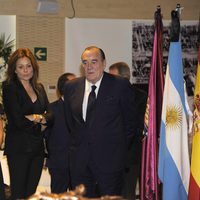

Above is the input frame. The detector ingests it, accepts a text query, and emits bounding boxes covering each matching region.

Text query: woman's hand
[25,114,47,132]
[41,124,47,132]
[25,114,45,124]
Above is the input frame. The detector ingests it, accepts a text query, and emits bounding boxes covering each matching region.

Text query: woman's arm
[3,82,35,130]
[38,83,54,126]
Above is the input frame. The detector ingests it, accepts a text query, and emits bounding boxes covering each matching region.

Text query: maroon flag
[140,7,164,200]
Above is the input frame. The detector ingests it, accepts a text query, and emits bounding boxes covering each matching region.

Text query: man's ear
[103,60,106,69]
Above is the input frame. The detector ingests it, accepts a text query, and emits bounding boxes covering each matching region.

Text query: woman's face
[15,57,33,82]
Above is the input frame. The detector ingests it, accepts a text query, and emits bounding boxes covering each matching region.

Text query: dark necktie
[86,85,96,121]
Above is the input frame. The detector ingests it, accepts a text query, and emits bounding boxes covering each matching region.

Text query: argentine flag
[158,42,190,200]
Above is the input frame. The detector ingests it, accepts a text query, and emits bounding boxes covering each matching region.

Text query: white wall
[0,15,16,41]
[65,18,132,76]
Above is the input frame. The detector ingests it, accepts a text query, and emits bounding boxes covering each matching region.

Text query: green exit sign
[34,47,47,61]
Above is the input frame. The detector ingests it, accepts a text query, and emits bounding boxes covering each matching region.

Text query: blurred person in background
[109,62,147,200]
[45,72,76,193]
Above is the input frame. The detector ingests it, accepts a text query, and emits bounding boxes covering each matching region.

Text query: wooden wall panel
[0,0,199,20]
[68,0,199,20]
[16,16,65,102]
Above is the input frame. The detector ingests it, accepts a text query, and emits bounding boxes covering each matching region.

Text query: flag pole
[198,13,200,43]
[156,5,161,13]
[140,5,164,200]
[188,10,200,200]
[175,4,184,18]
[158,4,190,200]
[170,4,181,42]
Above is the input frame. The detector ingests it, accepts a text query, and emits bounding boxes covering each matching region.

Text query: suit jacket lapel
[96,72,110,103]
[73,78,85,124]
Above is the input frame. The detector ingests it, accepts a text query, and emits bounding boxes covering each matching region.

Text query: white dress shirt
[82,76,103,121]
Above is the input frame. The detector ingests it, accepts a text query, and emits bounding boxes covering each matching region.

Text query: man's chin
[86,75,95,82]
[87,79,96,84]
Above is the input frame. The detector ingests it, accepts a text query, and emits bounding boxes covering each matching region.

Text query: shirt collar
[85,74,104,93]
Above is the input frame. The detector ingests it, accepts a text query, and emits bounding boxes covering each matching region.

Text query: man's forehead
[82,49,100,59]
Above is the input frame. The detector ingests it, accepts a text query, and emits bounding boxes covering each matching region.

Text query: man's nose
[87,62,93,69]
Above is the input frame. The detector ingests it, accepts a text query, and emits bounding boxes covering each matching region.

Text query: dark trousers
[0,163,5,200]
[49,168,71,194]
[71,158,123,198]
[122,164,140,200]
[7,152,44,200]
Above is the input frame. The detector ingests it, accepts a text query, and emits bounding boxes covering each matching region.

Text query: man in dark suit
[45,73,76,193]
[109,62,147,200]
[64,46,137,197]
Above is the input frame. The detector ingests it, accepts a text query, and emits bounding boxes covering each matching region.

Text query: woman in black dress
[2,48,53,199]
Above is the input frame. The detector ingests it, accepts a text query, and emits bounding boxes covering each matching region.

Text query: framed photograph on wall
[132,20,199,97]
